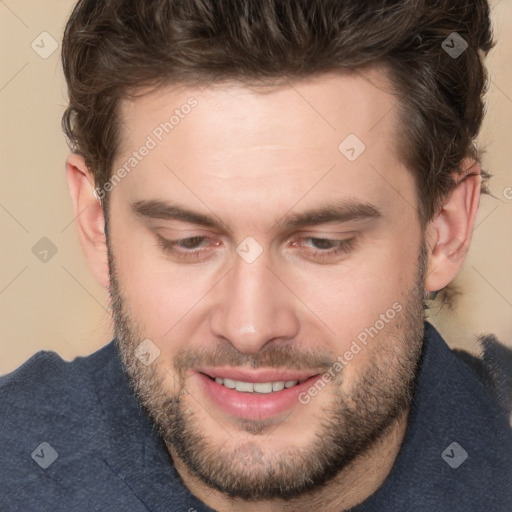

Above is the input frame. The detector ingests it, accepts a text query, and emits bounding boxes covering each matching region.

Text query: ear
[424,158,482,293]
[66,154,109,288]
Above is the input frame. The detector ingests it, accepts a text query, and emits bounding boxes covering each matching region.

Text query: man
[1,0,511,510]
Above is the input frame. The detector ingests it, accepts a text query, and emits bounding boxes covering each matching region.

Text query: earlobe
[425,158,482,293]
[66,154,110,289]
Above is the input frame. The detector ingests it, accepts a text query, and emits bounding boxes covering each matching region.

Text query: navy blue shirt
[1,322,511,511]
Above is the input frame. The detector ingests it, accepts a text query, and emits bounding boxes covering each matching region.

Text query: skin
[66,67,481,511]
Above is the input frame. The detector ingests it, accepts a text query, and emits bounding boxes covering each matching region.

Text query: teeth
[235,381,254,392]
[253,382,273,393]
[272,381,285,392]
[223,378,236,389]
[213,377,300,393]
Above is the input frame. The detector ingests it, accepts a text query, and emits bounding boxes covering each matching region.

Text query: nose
[209,247,300,354]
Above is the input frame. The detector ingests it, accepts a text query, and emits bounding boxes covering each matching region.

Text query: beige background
[1,1,511,375]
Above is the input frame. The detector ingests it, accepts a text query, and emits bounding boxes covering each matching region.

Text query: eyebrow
[130,199,382,233]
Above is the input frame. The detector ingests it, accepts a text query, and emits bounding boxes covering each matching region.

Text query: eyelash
[156,234,357,263]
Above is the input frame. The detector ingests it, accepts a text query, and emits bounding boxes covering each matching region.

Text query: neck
[168,408,410,512]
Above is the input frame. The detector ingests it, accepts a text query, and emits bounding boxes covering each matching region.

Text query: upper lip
[197,367,321,383]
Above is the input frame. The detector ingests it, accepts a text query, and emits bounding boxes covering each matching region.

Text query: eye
[174,236,207,250]
[291,236,357,262]
[156,235,219,261]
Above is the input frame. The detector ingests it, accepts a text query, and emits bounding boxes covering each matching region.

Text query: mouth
[194,368,322,421]
[208,376,308,393]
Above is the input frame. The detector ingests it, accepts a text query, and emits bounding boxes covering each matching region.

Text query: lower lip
[195,372,320,421]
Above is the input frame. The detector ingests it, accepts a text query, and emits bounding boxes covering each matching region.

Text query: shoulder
[0,342,169,511]
[451,333,512,425]
[0,342,115,408]
[425,329,512,508]
[0,342,117,454]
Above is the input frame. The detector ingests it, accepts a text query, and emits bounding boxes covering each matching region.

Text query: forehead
[112,68,414,227]
[117,67,399,159]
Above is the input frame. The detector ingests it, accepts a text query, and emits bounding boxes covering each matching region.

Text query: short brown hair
[61,0,494,226]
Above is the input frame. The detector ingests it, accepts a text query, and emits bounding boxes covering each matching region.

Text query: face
[107,69,427,500]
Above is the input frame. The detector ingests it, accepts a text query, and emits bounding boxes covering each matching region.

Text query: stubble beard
[108,234,427,501]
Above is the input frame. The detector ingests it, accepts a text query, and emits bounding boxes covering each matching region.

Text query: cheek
[294,231,420,359]
[126,268,211,341]
[111,226,214,341]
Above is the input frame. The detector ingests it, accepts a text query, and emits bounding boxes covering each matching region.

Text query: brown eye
[176,237,207,249]
[292,236,357,262]
[156,235,220,262]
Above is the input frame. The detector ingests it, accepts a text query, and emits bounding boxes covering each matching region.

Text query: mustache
[171,342,338,373]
